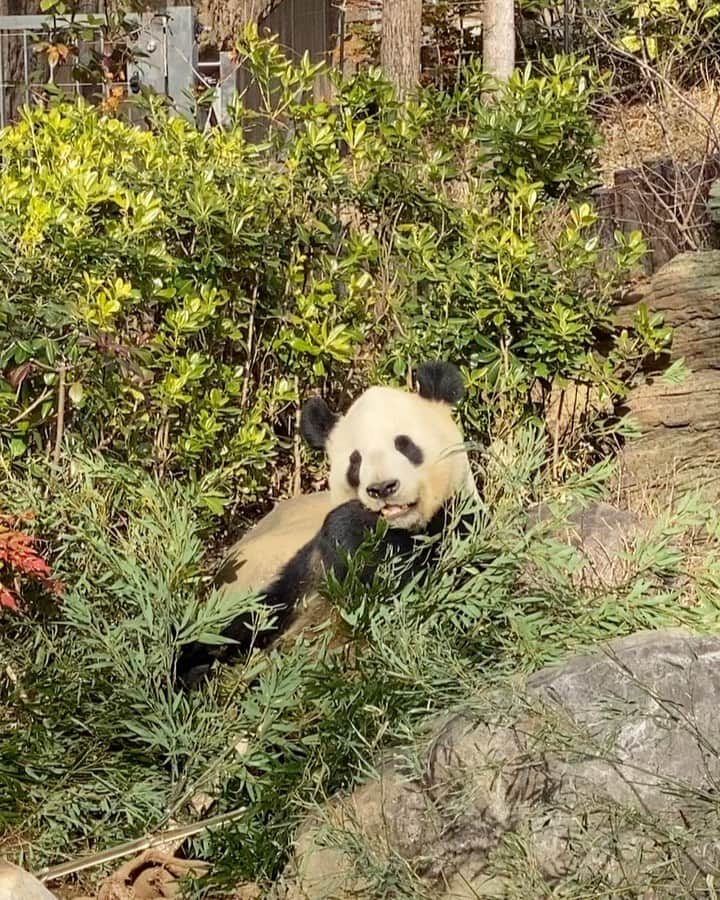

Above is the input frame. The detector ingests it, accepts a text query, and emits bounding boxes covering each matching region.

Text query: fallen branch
[293,375,302,496]
[8,390,52,427]
[51,364,66,468]
[38,806,247,883]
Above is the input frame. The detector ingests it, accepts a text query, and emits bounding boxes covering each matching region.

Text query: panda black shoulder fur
[176,361,477,688]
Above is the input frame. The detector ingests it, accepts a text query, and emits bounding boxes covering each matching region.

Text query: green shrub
[518,0,720,94]
[0,33,661,519]
[442,54,604,193]
[0,455,283,862]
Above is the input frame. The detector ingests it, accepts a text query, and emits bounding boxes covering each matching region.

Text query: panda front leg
[174,541,319,690]
[314,500,384,579]
[174,501,383,689]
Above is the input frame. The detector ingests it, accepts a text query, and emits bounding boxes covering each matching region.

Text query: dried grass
[598,81,720,186]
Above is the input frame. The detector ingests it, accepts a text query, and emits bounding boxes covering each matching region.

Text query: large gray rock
[616,250,720,368]
[0,862,57,900]
[280,629,720,898]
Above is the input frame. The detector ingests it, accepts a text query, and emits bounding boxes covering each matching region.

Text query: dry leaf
[96,851,209,900]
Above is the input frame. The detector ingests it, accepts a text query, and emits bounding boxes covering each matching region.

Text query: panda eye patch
[395,435,424,466]
[346,450,361,488]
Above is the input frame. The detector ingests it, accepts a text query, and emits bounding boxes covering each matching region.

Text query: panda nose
[366,479,399,500]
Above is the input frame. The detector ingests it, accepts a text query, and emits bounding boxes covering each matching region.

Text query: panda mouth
[380,502,417,521]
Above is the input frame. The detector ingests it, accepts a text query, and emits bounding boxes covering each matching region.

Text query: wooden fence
[593,155,720,274]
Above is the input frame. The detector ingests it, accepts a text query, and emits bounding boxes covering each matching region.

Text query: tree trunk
[483,0,515,81]
[196,0,269,50]
[380,0,422,97]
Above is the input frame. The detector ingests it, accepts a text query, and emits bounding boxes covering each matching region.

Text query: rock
[529,500,649,588]
[0,862,57,900]
[615,250,720,497]
[616,250,720,367]
[280,629,720,898]
[232,885,262,900]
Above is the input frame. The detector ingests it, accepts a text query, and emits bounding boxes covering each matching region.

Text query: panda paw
[316,500,382,579]
[174,641,217,691]
[321,500,380,548]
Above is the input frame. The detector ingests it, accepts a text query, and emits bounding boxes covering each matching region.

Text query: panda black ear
[415,362,465,405]
[301,397,339,450]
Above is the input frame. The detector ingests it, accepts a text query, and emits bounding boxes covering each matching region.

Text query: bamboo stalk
[38,807,247,883]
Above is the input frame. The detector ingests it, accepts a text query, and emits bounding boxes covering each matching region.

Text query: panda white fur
[176,362,476,687]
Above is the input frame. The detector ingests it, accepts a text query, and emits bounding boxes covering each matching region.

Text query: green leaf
[9,437,26,457]
[68,382,84,405]
[660,357,690,386]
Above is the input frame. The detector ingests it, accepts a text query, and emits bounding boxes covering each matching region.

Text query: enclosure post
[22,32,30,106]
[128,13,168,103]
[0,32,5,129]
[215,51,235,128]
[165,5,196,121]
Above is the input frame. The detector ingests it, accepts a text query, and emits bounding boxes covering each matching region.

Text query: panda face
[326,386,470,530]
[301,363,474,532]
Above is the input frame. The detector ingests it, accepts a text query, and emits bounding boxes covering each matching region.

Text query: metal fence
[0,7,202,127]
[0,1,337,130]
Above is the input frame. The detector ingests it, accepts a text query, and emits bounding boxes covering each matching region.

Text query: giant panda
[175,361,477,687]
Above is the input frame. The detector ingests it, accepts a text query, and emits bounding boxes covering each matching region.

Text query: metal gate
[0,7,203,127]
[0,2,336,130]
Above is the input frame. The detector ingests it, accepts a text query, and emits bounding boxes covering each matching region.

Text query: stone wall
[615,250,720,498]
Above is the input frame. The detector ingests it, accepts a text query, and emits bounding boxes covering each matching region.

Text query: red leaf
[0,511,57,608]
[5,362,34,389]
[0,587,19,612]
